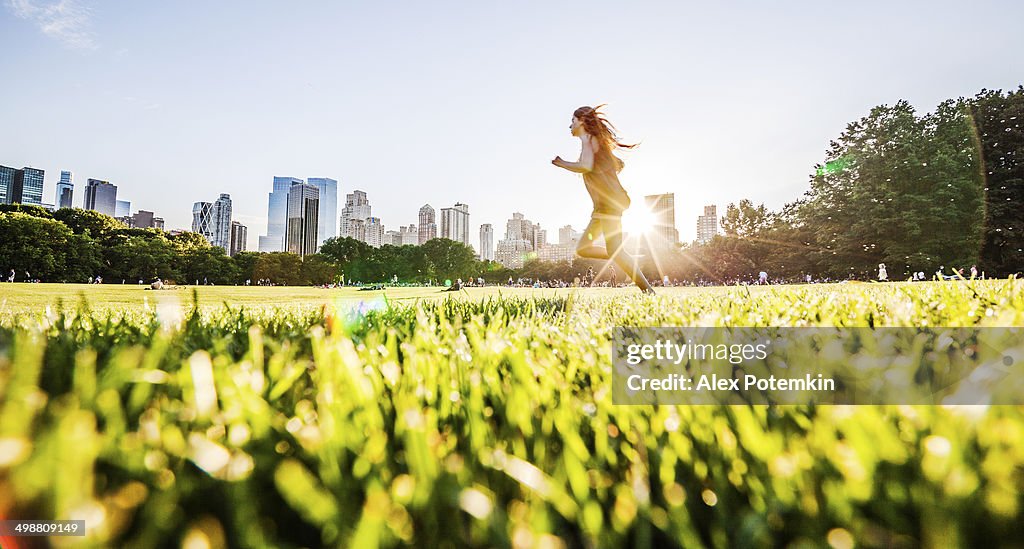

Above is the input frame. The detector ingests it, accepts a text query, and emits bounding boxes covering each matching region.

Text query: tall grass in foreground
[0,280,1022,548]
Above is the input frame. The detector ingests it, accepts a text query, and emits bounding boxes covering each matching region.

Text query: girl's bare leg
[599,216,654,293]
[575,217,609,259]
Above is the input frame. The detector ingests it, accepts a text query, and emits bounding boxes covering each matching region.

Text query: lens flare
[622,205,656,236]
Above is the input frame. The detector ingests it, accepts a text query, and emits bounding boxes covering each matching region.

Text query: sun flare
[621,206,657,236]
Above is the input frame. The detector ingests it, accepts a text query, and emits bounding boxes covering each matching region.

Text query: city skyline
[3,160,711,255]
[4,3,1020,252]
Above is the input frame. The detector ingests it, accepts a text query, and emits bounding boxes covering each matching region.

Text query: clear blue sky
[3,0,1022,251]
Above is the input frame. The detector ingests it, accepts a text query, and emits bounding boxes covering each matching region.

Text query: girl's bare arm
[552,135,596,173]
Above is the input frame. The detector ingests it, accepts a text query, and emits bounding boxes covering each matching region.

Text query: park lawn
[1,277,1023,547]
[0,282,742,317]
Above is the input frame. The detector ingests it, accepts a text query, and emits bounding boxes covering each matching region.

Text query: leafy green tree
[102,235,176,282]
[52,208,125,237]
[232,251,261,284]
[720,200,771,238]
[401,245,430,282]
[301,254,339,285]
[0,212,72,281]
[760,200,816,277]
[319,237,374,282]
[970,87,1024,276]
[420,238,482,282]
[178,247,237,285]
[796,99,984,278]
[253,253,305,286]
[63,233,103,283]
[0,204,53,218]
[169,231,212,253]
[319,237,371,265]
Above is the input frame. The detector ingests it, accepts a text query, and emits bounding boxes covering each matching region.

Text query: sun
[621,205,657,236]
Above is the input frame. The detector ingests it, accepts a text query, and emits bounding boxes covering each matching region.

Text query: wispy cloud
[7,0,96,50]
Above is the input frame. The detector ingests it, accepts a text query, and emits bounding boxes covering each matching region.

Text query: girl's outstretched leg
[600,216,654,294]
[575,216,609,259]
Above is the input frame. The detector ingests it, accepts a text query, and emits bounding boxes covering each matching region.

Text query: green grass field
[1,279,1023,548]
[0,283,742,316]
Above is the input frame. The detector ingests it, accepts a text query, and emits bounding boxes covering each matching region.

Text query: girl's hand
[551,156,564,167]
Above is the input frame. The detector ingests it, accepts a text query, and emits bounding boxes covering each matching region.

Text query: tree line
[0,206,493,285]
[650,86,1022,283]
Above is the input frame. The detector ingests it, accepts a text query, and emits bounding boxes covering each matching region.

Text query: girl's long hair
[573,104,638,153]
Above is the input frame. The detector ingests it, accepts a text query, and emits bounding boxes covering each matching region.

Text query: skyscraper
[56,171,73,209]
[400,224,418,245]
[230,221,247,257]
[192,202,213,239]
[696,204,719,244]
[440,202,470,246]
[348,218,366,242]
[496,240,533,269]
[259,176,301,252]
[131,210,158,229]
[286,181,320,257]
[505,212,536,243]
[0,166,16,205]
[0,166,14,204]
[116,200,132,218]
[307,177,338,247]
[210,194,233,253]
[418,204,436,244]
[340,190,371,240]
[496,212,536,268]
[84,179,118,216]
[645,193,679,246]
[384,230,402,246]
[365,217,384,248]
[11,167,44,205]
[479,224,494,261]
[559,225,579,245]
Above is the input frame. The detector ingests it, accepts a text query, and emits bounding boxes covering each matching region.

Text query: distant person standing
[970,265,978,279]
[877,263,888,281]
[758,271,769,285]
[552,105,654,294]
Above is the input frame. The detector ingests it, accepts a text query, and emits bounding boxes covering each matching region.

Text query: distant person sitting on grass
[150,278,163,290]
[552,104,654,294]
